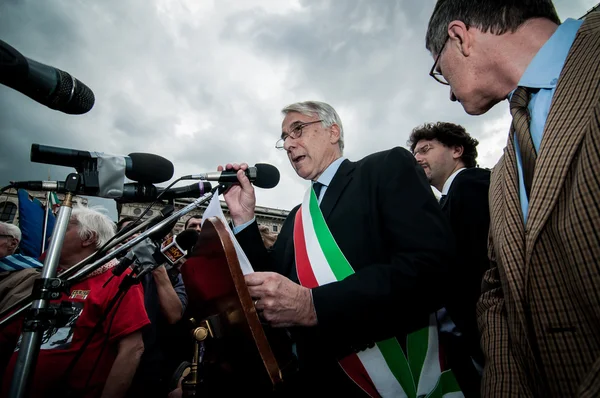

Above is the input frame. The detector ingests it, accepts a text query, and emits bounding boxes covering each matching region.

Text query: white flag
[201,191,254,275]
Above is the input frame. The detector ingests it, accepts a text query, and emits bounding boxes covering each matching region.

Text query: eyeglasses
[429,35,450,86]
[275,120,323,150]
[413,144,434,157]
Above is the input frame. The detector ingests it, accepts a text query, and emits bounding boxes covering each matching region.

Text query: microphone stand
[0,210,171,327]
[7,185,218,397]
[8,173,80,398]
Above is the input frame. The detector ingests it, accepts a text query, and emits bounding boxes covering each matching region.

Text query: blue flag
[17,189,56,258]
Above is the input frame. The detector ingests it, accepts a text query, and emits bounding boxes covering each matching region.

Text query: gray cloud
[1,0,596,220]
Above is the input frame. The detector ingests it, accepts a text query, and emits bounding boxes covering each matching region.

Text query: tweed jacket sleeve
[477,236,530,397]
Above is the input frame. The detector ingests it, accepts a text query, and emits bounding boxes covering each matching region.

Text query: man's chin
[461,99,497,116]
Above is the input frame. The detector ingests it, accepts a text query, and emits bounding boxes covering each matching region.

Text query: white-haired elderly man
[0,206,150,398]
[0,222,20,259]
[0,222,42,313]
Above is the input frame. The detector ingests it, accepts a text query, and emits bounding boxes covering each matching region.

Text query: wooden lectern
[179,217,296,396]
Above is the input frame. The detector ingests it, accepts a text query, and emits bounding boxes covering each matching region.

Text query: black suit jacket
[440,167,491,397]
[237,147,455,395]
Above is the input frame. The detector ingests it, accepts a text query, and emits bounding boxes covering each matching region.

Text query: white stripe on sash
[301,190,337,285]
[417,314,442,397]
[357,348,409,398]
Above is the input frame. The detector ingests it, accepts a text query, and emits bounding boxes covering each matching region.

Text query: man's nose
[450,88,457,102]
[283,137,296,152]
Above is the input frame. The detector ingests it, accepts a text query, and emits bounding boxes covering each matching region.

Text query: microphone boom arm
[0,212,170,326]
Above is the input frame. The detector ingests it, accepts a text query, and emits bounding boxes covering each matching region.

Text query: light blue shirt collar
[518,18,583,89]
[315,156,346,187]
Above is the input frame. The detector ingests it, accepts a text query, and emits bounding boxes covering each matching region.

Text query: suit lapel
[526,15,600,261]
[498,133,528,296]
[320,159,355,221]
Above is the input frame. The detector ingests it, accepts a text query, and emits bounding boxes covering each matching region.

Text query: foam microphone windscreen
[254,163,280,189]
[175,229,199,251]
[127,153,174,183]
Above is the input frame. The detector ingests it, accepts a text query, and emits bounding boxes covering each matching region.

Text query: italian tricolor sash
[293,186,464,398]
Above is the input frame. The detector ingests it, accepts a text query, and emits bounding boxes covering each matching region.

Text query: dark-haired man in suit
[409,121,490,397]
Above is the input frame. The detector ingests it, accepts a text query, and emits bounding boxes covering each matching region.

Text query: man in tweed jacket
[425,1,600,397]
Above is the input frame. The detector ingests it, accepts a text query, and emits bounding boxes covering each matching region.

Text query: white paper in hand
[201,190,255,275]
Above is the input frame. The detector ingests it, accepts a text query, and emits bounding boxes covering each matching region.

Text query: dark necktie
[510,86,537,199]
[439,194,448,207]
[312,181,324,200]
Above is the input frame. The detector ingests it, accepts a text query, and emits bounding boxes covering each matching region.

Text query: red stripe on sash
[339,355,381,398]
[293,208,319,289]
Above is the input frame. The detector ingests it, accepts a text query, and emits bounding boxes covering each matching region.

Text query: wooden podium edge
[204,217,283,386]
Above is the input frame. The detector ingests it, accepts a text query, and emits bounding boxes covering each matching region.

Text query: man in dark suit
[408,122,490,397]
[221,101,456,396]
[426,1,600,396]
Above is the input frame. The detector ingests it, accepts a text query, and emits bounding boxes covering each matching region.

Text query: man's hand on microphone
[246,272,317,328]
[218,163,256,226]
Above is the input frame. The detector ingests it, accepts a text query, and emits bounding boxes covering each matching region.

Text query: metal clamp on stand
[182,316,223,397]
[22,278,71,333]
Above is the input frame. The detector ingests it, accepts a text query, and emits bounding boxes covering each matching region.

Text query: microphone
[113,230,198,276]
[30,144,174,184]
[119,182,213,203]
[9,181,212,202]
[157,229,199,267]
[0,39,95,115]
[182,163,280,189]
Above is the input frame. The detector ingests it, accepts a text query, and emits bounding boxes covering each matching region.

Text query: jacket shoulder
[355,146,415,169]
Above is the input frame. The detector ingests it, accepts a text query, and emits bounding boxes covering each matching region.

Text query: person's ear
[81,231,97,248]
[452,145,464,160]
[448,20,472,57]
[329,124,341,145]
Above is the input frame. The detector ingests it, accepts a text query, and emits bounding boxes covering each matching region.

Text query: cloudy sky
[1,0,596,220]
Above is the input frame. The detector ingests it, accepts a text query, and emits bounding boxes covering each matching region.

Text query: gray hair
[426,0,561,55]
[281,101,345,153]
[71,206,116,249]
[0,222,21,242]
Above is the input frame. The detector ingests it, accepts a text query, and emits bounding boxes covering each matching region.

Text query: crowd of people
[1,0,599,397]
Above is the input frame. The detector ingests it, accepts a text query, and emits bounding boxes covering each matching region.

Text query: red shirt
[1,264,150,398]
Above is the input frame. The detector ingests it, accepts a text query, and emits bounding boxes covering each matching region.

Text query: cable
[89,177,183,260]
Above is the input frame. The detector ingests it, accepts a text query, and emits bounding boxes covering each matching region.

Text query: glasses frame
[275,120,323,150]
[413,143,434,157]
[429,35,450,86]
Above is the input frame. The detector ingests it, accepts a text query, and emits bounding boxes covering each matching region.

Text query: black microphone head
[147,205,177,241]
[127,153,174,184]
[254,163,280,189]
[175,229,199,251]
[52,69,95,115]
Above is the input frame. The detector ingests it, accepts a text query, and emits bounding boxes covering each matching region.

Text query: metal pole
[1,189,216,332]
[41,192,51,253]
[8,192,74,398]
[0,210,176,326]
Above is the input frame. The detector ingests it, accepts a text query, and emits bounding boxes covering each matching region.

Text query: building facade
[0,188,88,224]
[117,198,289,235]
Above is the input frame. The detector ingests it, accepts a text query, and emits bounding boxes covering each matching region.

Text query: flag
[49,192,61,214]
[17,189,56,258]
